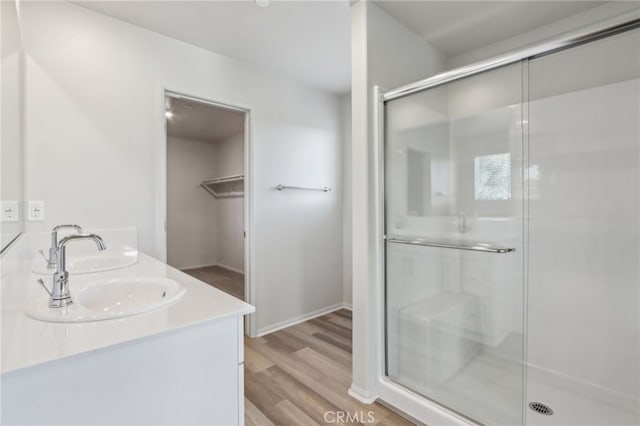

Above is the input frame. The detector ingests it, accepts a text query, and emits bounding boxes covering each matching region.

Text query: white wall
[216,132,244,273]
[367,3,446,90]
[341,94,352,307]
[19,1,343,335]
[350,1,372,398]
[0,0,23,250]
[350,0,447,407]
[167,131,245,273]
[215,133,244,178]
[166,136,218,270]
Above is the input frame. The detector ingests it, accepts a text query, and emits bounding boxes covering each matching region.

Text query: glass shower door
[384,63,525,426]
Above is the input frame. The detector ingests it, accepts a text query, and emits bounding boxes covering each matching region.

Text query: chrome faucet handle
[52,224,83,233]
[47,224,84,269]
[51,225,83,247]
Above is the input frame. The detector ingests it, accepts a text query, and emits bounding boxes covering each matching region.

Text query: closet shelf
[200,174,244,198]
[201,174,244,185]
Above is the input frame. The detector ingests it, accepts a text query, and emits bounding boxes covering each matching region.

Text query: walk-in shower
[382,16,639,426]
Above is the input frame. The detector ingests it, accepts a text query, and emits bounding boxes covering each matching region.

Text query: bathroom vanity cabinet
[1,233,253,426]
[2,316,246,425]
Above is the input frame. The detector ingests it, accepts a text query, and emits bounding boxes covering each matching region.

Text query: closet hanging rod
[386,236,515,254]
[201,174,244,185]
[276,184,331,193]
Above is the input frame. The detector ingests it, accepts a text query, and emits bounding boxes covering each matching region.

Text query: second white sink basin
[32,252,137,275]
[26,277,185,323]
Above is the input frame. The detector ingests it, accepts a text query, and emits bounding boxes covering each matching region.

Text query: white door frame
[158,88,256,337]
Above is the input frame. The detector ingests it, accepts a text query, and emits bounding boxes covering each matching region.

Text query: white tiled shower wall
[527,29,640,404]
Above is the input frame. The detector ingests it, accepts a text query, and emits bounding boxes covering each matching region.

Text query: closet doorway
[163,92,251,326]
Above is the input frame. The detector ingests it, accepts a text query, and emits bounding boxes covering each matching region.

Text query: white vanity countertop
[1,245,254,375]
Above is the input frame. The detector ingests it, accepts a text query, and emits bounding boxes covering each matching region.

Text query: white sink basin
[25,277,185,323]
[32,252,137,275]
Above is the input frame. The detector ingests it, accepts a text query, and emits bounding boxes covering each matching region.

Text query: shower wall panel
[526,29,640,425]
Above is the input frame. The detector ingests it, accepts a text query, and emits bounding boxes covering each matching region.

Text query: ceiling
[74,1,352,94]
[75,1,608,95]
[166,96,245,142]
[375,1,607,57]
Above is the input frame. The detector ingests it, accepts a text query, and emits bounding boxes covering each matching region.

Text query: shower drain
[529,402,554,416]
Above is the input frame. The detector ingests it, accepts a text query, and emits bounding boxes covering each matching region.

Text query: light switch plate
[28,201,45,221]
[1,201,19,222]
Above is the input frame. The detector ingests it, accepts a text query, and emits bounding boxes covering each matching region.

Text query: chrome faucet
[39,224,84,269]
[38,234,106,308]
[458,212,473,233]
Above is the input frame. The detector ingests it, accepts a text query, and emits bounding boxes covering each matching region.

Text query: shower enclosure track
[383,9,640,101]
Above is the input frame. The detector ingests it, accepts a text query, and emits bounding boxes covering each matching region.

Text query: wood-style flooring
[184,267,414,425]
[244,309,415,426]
[183,265,245,300]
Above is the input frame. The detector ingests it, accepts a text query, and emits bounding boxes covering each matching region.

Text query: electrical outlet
[28,201,45,221]
[1,201,19,222]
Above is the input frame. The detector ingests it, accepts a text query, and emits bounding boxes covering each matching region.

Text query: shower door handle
[386,236,515,253]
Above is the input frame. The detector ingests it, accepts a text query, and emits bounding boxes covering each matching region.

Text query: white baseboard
[179,262,217,271]
[256,303,346,337]
[342,303,352,311]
